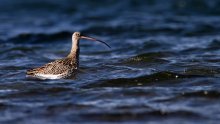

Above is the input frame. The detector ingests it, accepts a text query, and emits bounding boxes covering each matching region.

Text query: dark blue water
[1,0,220,123]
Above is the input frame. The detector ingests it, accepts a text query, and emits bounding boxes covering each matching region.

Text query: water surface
[0,0,220,123]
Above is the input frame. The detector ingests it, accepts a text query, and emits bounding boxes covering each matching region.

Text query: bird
[26,32,111,79]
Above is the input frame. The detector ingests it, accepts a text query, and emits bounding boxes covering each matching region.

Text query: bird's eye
[74,32,80,37]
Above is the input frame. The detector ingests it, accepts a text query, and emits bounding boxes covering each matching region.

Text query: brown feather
[26,57,77,77]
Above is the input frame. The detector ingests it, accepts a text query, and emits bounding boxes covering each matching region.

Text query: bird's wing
[27,59,72,75]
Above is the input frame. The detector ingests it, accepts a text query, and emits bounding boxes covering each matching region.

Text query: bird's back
[27,57,77,79]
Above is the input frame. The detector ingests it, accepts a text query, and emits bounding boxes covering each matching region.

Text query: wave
[6,31,72,43]
[181,90,220,98]
[83,71,202,88]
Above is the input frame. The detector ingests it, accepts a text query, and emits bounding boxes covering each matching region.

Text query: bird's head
[72,32,81,40]
[72,32,111,48]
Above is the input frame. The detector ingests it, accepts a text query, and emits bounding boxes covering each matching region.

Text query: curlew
[26,32,110,79]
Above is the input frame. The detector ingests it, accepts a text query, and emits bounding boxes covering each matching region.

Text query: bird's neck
[67,39,80,67]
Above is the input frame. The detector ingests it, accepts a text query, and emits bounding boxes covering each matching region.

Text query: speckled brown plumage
[26,57,78,78]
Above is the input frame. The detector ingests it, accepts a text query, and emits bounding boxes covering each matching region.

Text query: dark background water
[1,0,220,123]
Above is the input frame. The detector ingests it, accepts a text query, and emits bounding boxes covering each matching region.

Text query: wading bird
[26,32,110,79]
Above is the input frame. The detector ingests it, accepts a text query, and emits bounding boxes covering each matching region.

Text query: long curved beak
[80,36,111,48]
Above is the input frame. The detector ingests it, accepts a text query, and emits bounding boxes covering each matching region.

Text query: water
[0,0,220,123]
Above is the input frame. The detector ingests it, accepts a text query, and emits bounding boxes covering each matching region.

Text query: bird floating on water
[26,32,111,79]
